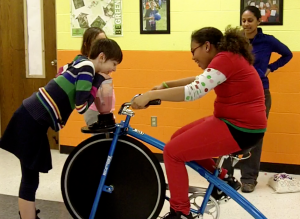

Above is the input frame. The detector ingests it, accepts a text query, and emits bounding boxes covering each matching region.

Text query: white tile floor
[1,149,300,219]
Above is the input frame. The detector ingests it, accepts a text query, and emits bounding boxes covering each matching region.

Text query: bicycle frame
[88,112,267,219]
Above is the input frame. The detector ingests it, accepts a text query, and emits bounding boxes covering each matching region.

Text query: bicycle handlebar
[146,99,161,106]
[118,95,161,116]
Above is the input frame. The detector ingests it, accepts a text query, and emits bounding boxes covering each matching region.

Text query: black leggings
[19,164,39,202]
[225,123,265,150]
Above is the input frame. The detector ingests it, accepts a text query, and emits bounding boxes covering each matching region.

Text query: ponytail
[218,26,254,65]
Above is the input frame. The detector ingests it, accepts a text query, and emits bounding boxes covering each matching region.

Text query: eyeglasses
[191,45,202,56]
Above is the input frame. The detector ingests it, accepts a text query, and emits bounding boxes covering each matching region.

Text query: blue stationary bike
[61,98,267,219]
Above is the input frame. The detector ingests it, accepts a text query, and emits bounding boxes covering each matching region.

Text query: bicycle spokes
[189,192,220,219]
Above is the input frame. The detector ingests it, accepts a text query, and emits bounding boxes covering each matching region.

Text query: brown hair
[81,27,106,57]
[89,38,123,64]
[191,25,254,65]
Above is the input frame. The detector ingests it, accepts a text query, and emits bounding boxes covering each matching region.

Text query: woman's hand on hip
[265,68,271,77]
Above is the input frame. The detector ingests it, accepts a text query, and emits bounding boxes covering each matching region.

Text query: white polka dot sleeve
[184,68,227,101]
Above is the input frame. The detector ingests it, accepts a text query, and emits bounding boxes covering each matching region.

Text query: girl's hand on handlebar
[131,93,151,109]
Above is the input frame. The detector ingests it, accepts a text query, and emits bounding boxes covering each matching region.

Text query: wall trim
[60,145,75,154]
[60,145,300,175]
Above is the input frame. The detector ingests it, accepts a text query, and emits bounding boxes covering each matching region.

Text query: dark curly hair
[191,25,254,65]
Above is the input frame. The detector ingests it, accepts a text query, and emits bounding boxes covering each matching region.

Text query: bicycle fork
[89,126,121,219]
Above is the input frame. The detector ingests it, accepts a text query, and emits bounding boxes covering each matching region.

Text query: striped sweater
[23,59,105,131]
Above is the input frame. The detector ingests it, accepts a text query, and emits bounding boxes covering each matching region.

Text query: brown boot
[241,183,256,193]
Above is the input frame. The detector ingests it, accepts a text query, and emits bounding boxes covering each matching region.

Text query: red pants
[163,116,241,215]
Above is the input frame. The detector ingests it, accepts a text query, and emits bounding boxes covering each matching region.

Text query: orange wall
[58,50,300,165]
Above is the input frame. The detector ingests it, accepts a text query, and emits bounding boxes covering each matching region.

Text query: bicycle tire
[61,134,166,219]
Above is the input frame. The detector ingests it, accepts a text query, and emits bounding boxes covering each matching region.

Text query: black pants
[19,164,39,202]
[223,89,271,185]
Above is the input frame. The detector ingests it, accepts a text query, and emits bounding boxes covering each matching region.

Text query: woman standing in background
[237,6,293,193]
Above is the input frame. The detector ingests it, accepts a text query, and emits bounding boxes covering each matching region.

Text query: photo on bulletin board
[140,0,170,34]
[240,0,283,25]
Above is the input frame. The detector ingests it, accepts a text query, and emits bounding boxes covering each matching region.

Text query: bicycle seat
[81,125,116,133]
[230,147,253,157]
[223,147,255,169]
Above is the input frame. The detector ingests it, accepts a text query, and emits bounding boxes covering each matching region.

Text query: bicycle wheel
[61,134,166,219]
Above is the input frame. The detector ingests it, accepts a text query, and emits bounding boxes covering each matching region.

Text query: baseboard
[252,162,300,175]
[60,145,300,175]
[60,145,75,154]
[154,153,163,162]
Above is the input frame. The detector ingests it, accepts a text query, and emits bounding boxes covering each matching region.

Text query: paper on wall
[71,0,123,37]
[26,0,44,76]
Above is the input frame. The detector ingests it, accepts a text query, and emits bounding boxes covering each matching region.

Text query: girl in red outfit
[131,26,267,219]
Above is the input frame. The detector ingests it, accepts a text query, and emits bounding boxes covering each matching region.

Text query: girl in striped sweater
[72,27,117,127]
[0,38,123,219]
